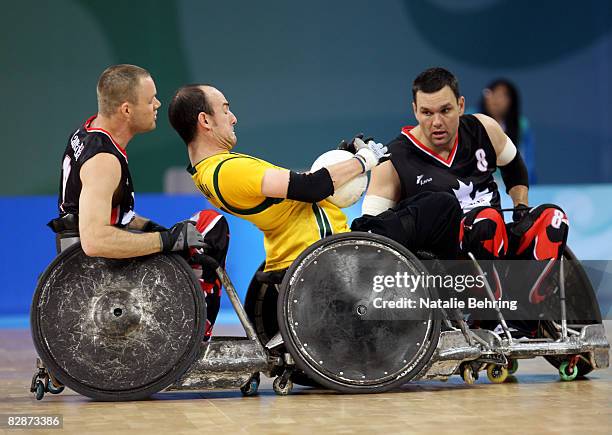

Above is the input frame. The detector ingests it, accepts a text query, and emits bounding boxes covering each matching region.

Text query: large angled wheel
[539,247,603,376]
[31,244,206,401]
[277,232,441,393]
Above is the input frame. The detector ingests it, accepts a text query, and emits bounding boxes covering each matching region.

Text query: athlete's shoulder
[461,113,501,134]
[229,152,275,165]
[81,130,113,148]
[460,114,491,141]
[73,117,126,163]
[195,152,271,180]
[76,133,120,166]
[459,114,501,159]
[386,127,412,153]
[225,152,261,162]
[208,152,273,203]
[459,114,483,132]
[66,133,112,168]
[190,153,228,181]
[212,152,265,170]
[225,152,283,172]
[203,152,265,165]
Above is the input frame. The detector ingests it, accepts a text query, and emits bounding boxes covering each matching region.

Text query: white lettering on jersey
[416,174,433,186]
[475,148,488,172]
[452,179,494,212]
[60,155,71,211]
[70,131,84,160]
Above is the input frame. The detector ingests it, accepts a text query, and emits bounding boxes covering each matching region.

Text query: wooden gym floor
[1,323,610,435]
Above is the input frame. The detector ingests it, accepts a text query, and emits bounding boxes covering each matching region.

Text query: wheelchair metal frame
[419,253,609,384]
[31,237,609,400]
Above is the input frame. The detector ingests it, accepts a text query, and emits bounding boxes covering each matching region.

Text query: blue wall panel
[1,187,610,320]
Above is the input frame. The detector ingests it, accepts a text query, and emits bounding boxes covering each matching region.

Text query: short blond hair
[96,64,151,116]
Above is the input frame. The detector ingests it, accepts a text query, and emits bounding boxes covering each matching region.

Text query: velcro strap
[47,214,79,233]
[462,206,493,228]
[509,203,562,236]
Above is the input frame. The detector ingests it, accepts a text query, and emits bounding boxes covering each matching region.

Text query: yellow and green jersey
[189,152,349,271]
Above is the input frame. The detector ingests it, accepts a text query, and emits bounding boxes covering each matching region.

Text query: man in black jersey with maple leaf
[355,68,569,329]
[49,64,229,339]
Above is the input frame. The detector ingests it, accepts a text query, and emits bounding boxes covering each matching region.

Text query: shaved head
[97,64,151,116]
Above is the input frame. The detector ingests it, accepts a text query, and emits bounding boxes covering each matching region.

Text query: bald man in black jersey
[354,68,569,321]
[49,64,210,257]
[49,64,229,339]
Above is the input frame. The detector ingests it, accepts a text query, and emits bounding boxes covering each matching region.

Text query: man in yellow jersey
[168,84,462,272]
[168,84,388,271]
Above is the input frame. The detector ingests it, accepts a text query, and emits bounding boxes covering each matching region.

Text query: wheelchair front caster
[460,363,478,385]
[559,359,579,381]
[47,375,65,394]
[486,364,509,383]
[30,359,65,400]
[273,376,294,396]
[507,359,519,375]
[240,373,260,397]
[34,380,45,400]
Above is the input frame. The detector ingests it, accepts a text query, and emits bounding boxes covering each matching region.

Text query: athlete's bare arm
[475,113,529,207]
[127,215,155,231]
[357,161,402,216]
[79,154,162,257]
[366,161,401,203]
[261,158,364,198]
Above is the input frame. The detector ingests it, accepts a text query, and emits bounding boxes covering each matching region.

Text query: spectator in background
[479,79,537,184]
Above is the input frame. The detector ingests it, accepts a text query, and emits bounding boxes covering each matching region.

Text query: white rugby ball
[311,149,368,208]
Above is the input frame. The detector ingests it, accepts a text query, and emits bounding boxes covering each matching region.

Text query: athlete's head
[96,64,161,133]
[168,85,237,150]
[412,67,465,150]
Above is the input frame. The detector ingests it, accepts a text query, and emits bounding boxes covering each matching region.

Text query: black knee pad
[509,203,569,258]
[461,207,506,259]
[351,211,411,247]
[511,203,568,237]
[463,221,499,259]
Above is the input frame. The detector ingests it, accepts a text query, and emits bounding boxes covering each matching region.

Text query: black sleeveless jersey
[388,114,500,213]
[57,115,135,227]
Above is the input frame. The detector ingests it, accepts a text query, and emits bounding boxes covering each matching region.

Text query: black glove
[337,133,373,154]
[142,219,167,233]
[512,204,530,223]
[159,221,205,252]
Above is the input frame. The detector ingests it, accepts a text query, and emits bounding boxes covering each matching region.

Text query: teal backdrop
[1,0,611,195]
[1,0,612,325]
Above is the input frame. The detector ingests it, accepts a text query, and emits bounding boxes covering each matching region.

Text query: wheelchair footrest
[419,324,610,381]
[501,324,609,368]
[167,337,272,391]
[419,331,482,380]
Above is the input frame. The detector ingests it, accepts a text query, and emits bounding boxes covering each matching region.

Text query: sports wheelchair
[30,231,608,400]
